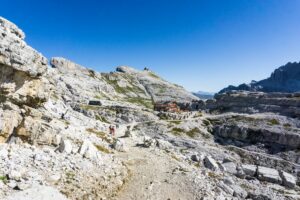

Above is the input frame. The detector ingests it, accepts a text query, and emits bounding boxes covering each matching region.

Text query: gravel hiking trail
[113,124,198,200]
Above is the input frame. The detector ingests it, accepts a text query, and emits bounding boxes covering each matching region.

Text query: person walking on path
[109,125,116,137]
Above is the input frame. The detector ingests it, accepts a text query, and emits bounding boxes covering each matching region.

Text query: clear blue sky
[1,0,300,92]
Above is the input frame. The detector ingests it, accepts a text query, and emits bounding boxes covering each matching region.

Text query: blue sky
[1,0,300,92]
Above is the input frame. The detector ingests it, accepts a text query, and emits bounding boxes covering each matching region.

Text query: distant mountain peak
[219,61,300,93]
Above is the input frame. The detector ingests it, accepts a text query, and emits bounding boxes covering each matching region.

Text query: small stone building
[154,101,180,112]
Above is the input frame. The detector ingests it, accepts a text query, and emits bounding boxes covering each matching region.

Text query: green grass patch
[169,120,182,125]
[0,175,8,184]
[268,118,280,126]
[148,72,160,79]
[145,121,154,126]
[86,128,112,144]
[95,144,111,154]
[88,69,96,78]
[126,97,153,109]
[207,171,221,179]
[202,119,211,126]
[95,115,109,123]
[193,112,203,118]
[171,154,181,161]
[103,75,146,95]
[159,115,168,120]
[186,128,200,138]
[159,88,166,93]
[64,120,70,126]
[80,104,100,111]
[65,171,75,184]
[171,127,185,136]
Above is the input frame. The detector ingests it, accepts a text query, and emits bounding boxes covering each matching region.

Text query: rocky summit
[0,17,300,200]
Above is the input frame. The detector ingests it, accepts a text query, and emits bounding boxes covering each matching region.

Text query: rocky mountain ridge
[219,62,300,93]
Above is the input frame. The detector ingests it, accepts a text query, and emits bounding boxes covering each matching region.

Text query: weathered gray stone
[257,166,282,184]
[231,185,248,198]
[112,139,126,152]
[279,170,297,188]
[204,156,219,171]
[47,174,61,183]
[156,139,172,150]
[0,17,47,77]
[242,164,257,177]
[143,136,156,148]
[222,162,237,175]
[78,140,98,159]
[58,139,72,154]
[217,181,234,195]
[191,154,200,162]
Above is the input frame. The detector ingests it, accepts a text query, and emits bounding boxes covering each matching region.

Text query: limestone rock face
[257,166,282,184]
[115,65,199,103]
[0,17,47,77]
[0,105,22,142]
[0,17,51,142]
[211,113,300,149]
[219,62,300,93]
[207,91,300,118]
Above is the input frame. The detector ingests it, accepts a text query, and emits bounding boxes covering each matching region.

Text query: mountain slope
[193,91,214,100]
[49,58,198,110]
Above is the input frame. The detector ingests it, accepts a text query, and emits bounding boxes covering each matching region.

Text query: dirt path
[113,125,198,200]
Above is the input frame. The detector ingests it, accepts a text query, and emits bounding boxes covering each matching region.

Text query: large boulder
[242,164,257,177]
[78,140,98,159]
[204,156,219,171]
[257,166,282,184]
[58,139,72,154]
[279,170,297,188]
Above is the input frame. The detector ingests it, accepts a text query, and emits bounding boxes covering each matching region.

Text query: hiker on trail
[124,125,132,137]
[111,126,116,136]
[109,125,116,137]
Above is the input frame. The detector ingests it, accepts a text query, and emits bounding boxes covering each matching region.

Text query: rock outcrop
[0,17,51,143]
[0,17,128,199]
[115,66,199,103]
[206,91,300,118]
